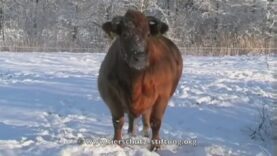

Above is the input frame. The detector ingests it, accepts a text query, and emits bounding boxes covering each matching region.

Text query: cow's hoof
[143,130,150,138]
[150,143,161,151]
[113,139,126,147]
[128,131,136,137]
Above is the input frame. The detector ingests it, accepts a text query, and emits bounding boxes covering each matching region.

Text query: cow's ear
[147,16,169,35]
[102,16,123,39]
[160,22,169,34]
[102,22,114,38]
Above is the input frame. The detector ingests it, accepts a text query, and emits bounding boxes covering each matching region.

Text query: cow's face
[102,10,168,70]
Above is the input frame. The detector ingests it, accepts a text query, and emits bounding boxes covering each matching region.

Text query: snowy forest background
[0,0,276,55]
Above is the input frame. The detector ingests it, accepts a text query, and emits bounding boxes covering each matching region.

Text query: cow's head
[102,10,168,70]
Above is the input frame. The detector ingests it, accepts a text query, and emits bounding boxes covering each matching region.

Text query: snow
[0,52,275,156]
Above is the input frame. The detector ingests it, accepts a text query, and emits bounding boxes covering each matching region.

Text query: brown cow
[98,10,183,151]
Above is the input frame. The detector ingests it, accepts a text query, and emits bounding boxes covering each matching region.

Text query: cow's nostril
[134,57,139,62]
[132,52,145,62]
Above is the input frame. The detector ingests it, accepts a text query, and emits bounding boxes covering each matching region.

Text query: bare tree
[0,1,4,42]
[0,0,274,54]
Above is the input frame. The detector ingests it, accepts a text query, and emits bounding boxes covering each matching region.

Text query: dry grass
[0,34,275,55]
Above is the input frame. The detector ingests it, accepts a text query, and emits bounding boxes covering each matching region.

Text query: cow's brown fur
[98,10,183,151]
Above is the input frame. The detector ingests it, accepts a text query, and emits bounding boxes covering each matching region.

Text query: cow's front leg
[150,98,168,151]
[142,108,152,138]
[112,115,124,141]
[150,116,162,151]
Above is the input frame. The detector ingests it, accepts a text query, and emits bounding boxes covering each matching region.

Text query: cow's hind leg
[128,114,136,136]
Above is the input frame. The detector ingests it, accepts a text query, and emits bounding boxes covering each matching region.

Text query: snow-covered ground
[0,52,275,156]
